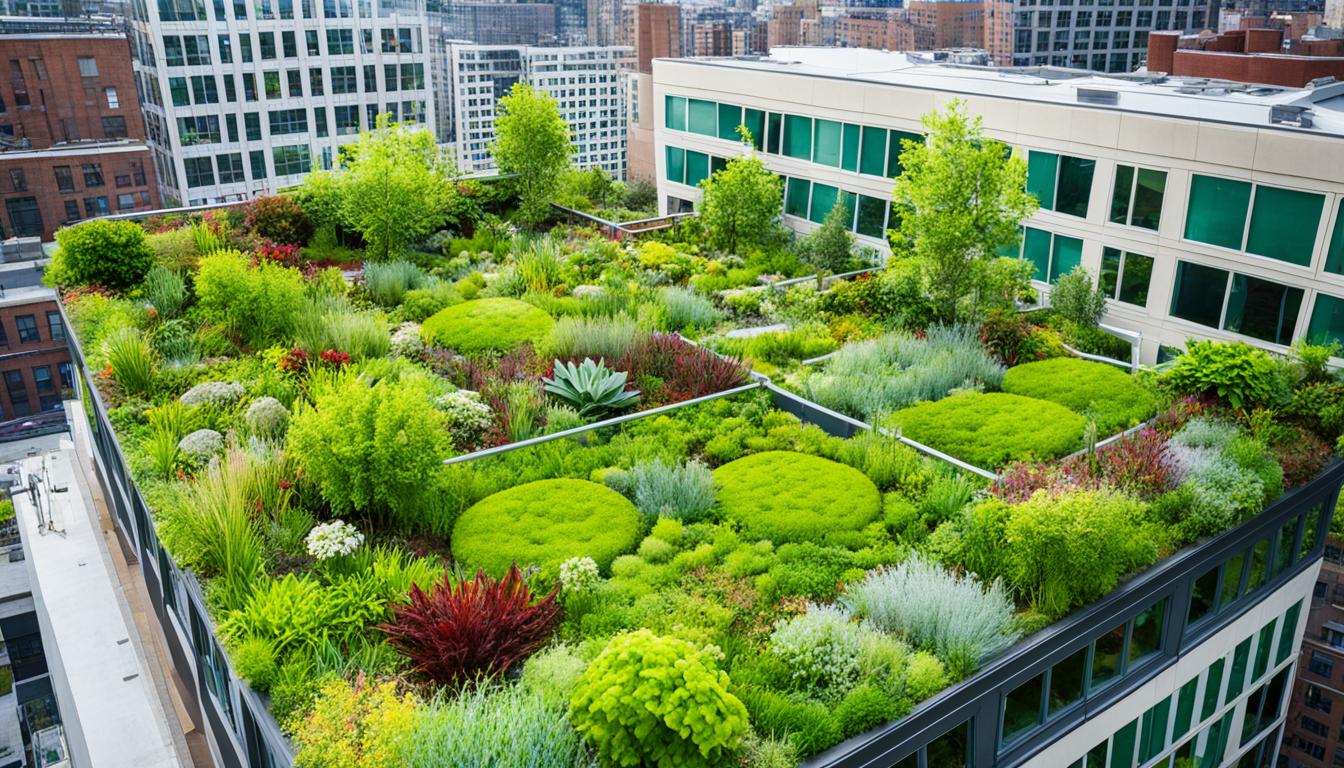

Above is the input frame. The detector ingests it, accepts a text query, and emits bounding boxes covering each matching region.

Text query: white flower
[558,556,600,593]
[305,519,365,560]
[432,389,494,445]
[180,381,244,407]
[390,322,425,358]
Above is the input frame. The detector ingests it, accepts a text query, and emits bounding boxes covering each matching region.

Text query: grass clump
[1001,358,1156,434]
[657,286,720,332]
[103,326,157,395]
[364,259,427,306]
[543,314,639,363]
[626,457,716,523]
[410,684,594,768]
[713,451,881,544]
[887,392,1086,470]
[452,479,641,578]
[422,298,553,355]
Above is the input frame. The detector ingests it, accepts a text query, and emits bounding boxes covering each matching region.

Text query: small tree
[891,100,1038,325]
[491,83,573,229]
[697,135,784,255]
[48,219,155,290]
[800,199,855,280]
[340,114,454,260]
[1050,266,1108,327]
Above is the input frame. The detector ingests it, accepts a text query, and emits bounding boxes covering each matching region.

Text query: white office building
[442,43,633,177]
[128,0,436,205]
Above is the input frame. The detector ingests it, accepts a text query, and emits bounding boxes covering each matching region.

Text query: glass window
[1110,164,1166,230]
[1226,637,1252,704]
[1027,150,1058,210]
[840,123,860,173]
[1056,155,1095,218]
[665,95,686,131]
[1223,274,1303,346]
[249,150,267,180]
[4,198,41,237]
[1091,622,1126,689]
[1279,601,1302,666]
[1170,260,1230,329]
[743,108,765,151]
[32,366,51,394]
[1201,658,1225,721]
[925,720,971,767]
[1110,717,1138,768]
[1129,598,1165,665]
[813,119,842,167]
[1050,234,1083,283]
[1048,646,1088,715]
[717,103,741,141]
[1185,175,1251,249]
[665,146,684,184]
[1308,293,1344,346]
[1002,672,1044,744]
[1109,164,1133,224]
[687,99,715,136]
[785,177,809,218]
[859,126,887,176]
[765,113,781,154]
[1252,620,1275,682]
[685,151,709,187]
[809,183,838,224]
[14,315,37,343]
[1245,185,1323,266]
[783,115,812,160]
[1188,565,1218,625]
[1139,697,1171,763]
[1325,200,1344,275]
[856,195,887,238]
[887,130,920,178]
[1173,677,1198,739]
[4,370,28,416]
[1022,227,1052,281]
[1100,247,1153,307]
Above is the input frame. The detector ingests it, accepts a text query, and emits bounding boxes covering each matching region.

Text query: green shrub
[657,287,720,332]
[886,392,1086,470]
[544,314,639,363]
[243,194,313,245]
[103,326,157,395]
[410,683,593,768]
[422,298,553,354]
[768,604,864,693]
[364,260,427,306]
[736,686,842,757]
[452,479,641,578]
[142,265,188,317]
[296,309,390,360]
[290,677,417,768]
[1049,266,1107,327]
[904,651,948,701]
[569,629,749,767]
[50,219,155,290]
[194,250,306,348]
[0,666,12,697]
[626,457,716,523]
[1001,358,1156,434]
[834,683,903,738]
[714,451,881,544]
[1164,340,1290,410]
[230,635,279,691]
[399,281,463,322]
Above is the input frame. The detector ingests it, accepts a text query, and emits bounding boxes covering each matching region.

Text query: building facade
[691,20,732,56]
[432,2,556,46]
[653,48,1344,364]
[1281,536,1344,768]
[444,43,632,176]
[1148,29,1344,88]
[128,0,436,206]
[0,292,72,422]
[0,28,160,240]
[628,3,679,74]
[1011,0,1212,72]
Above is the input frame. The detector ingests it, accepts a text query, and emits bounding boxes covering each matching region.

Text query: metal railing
[549,203,697,239]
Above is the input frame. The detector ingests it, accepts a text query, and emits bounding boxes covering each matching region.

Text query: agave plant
[542,358,640,418]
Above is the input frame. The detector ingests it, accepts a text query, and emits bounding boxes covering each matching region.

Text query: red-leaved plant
[617,334,749,405]
[378,565,561,686]
[1095,427,1176,498]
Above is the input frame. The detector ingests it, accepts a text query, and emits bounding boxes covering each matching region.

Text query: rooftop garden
[53,95,1344,768]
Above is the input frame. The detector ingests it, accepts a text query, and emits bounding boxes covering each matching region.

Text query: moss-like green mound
[452,479,641,577]
[886,392,1085,470]
[1001,358,1156,434]
[713,451,881,544]
[422,297,553,354]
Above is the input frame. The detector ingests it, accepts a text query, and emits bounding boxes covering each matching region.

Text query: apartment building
[128,0,435,206]
[1148,29,1344,88]
[443,43,632,177]
[691,20,732,56]
[0,25,160,240]
[626,3,679,74]
[653,47,1344,365]
[1281,537,1344,767]
[432,2,557,46]
[1011,0,1211,72]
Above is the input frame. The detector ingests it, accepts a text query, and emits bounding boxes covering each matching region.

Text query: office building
[0,25,159,240]
[443,43,632,176]
[1281,537,1344,767]
[691,19,733,56]
[1010,0,1211,72]
[654,47,1344,364]
[128,0,436,206]
[627,3,679,74]
[834,0,1012,64]
[432,2,556,45]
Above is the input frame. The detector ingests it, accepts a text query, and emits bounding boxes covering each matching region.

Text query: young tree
[890,100,1038,325]
[800,199,855,279]
[1050,265,1108,327]
[340,114,455,260]
[491,83,573,229]
[697,137,784,254]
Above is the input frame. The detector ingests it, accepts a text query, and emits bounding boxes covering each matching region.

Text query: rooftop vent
[1076,88,1119,105]
[1308,75,1337,88]
[1270,104,1313,127]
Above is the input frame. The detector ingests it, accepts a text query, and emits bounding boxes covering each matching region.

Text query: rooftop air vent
[1077,88,1119,105]
[1308,75,1337,88]
[1270,104,1313,128]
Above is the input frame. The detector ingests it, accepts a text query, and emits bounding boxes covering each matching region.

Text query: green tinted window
[1049,646,1088,715]
[1223,274,1303,345]
[1129,598,1165,665]
[1110,164,1135,224]
[1091,622,1126,690]
[1185,175,1251,249]
[1086,740,1109,768]
[665,95,686,131]
[1245,537,1270,593]
[1118,253,1153,306]
[860,126,887,176]
[1273,517,1299,579]
[710,155,727,175]
[687,98,716,136]
[813,119,842,167]
[1023,227,1052,281]
[1308,292,1344,346]
[1188,565,1218,625]
[887,130,920,177]
[1201,658,1225,721]
[856,195,887,238]
[1050,234,1083,283]
[665,145,685,184]
[925,720,970,768]
[1027,150,1058,210]
[1139,697,1171,763]
[1002,673,1045,745]
[809,183,838,224]
[1252,620,1275,681]
[765,112,782,154]
[743,108,765,150]
[1174,677,1198,739]
[783,114,812,160]
[1245,185,1323,266]
[1278,601,1302,665]
[1110,718,1138,768]
[685,151,709,187]
[1326,201,1344,275]
[1056,155,1095,218]
[1169,260,1229,328]
[785,177,810,218]
[1219,551,1246,609]
[1226,638,1251,704]
[841,123,860,172]
[717,103,742,141]
[1132,168,1166,230]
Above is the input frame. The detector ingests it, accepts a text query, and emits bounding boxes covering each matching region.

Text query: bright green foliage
[410,683,595,768]
[229,636,279,691]
[103,326,157,395]
[1001,358,1156,434]
[697,148,785,254]
[886,392,1086,470]
[421,298,553,354]
[49,219,155,290]
[1164,340,1290,410]
[1050,266,1108,327]
[142,265,187,317]
[452,479,641,578]
[997,490,1158,619]
[290,677,418,768]
[543,358,640,417]
[339,115,455,260]
[889,100,1038,324]
[800,199,856,276]
[904,651,949,701]
[286,373,450,525]
[544,314,639,362]
[569,629,749,767]
[768,604,864,692]
[194,250,306,348]
[713,451,881,543]
[492,84,573,229]
[364,260,427,306]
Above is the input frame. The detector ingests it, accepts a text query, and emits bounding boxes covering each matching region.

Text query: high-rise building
[1010,0,1212,71]
[433,2,557,45]
[0,22,160,240]
[554,0,587,43]
[1280,538,1344,767]
[629,3,680,74]
[128,0,436,206]
[585,0,620,45]
[443,43,633,176]
[833,0,1016,66]
[691,19,733,56]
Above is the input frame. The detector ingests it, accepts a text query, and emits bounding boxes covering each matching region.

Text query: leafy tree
[890,100,1038,325]
[339,114,454,260]
[697,138,784,254]
[194,250,306,347]
[491,83,573,229]
[49,219,155,290]
[1050,265,1108,327]
[800,199,855,278]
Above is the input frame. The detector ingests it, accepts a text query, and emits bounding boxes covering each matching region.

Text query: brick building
[1281,536,1344,767]
[0,287,73,421]
[834,0,1012,65]
[0,24,159,240]
[1148,28,1344,87]
[627,3,680,74]
[692,20,733,56]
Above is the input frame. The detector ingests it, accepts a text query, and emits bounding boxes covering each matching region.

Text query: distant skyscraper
[630,2,679,73]
[586,0,620,45]
[692,20,733,55]
[435,2,557,45]
[554,0,587,43]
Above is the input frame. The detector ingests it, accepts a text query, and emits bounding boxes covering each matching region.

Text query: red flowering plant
[378,565,561,686]
[319,349,350,368]
[256,241,302,267]
[277,347,309,374]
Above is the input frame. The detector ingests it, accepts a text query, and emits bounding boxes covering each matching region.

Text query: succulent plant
[541,357,639,418]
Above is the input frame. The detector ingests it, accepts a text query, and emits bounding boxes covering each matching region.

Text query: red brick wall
[0,147,160,240]
[0,298,73,420]
[0,35,144,149]
[1169,49,1344,87]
